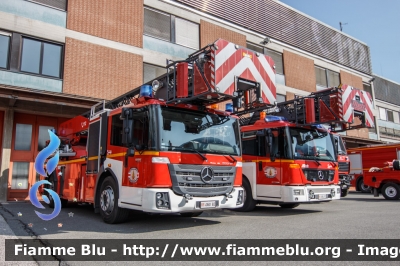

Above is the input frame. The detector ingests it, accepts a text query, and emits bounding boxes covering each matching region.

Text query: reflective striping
[57,151,161,165]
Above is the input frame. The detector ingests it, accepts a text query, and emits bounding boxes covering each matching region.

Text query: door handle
[258,161,263,171]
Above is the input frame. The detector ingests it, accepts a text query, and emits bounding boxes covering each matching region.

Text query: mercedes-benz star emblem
[318,171,324,180]
[200,167,214,183]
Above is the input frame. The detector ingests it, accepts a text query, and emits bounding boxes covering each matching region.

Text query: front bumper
[280,185,341,203]
[137,187,244,213]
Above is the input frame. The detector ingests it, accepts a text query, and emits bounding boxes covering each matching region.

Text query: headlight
[309,190,315,199]
[331,189,336,197]
[155,192,170,209]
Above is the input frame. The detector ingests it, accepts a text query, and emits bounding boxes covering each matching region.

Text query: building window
[20,38,62,78]
[387,110,394,122]
[15,124,33,151]
[11,162,29,189]
[265,49,283,75]
[143,63,166,83]
[315,66,340,89]
[379,107,387,120]
[144,7,199,49]
[363,83,372,96]
[276,94,286,103]
[0,31,11,69]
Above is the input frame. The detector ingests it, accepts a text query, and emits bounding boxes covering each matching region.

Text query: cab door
[256,129,282,199]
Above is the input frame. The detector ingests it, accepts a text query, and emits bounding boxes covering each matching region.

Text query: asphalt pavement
[0,191,399,266]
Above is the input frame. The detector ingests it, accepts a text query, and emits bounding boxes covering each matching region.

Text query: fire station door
[86,113,108,174]
[256,129,282,199]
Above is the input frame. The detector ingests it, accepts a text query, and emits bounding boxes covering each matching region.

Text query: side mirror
[265,129,275,162]
[126,147,135,157]
[334,138,338,155]
[122,109,134,146]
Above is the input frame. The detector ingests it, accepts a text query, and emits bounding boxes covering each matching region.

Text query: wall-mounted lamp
[260,37,271,45]
[368,77,375,83]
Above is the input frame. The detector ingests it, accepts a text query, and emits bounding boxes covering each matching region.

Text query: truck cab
[238,116,340,212]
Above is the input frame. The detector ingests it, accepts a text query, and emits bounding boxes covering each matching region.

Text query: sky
[279,0,400,84]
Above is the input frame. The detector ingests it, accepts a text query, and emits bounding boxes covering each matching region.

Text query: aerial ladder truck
[196,40,375,211]
[43,39,253,224]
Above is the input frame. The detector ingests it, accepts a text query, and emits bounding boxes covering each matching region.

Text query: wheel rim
[385,186,397,198]
[100,186,115,214]
[360,182,370,191]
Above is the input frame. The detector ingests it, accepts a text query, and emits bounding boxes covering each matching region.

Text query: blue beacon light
[140,85,153,97]
[225,103,233,112]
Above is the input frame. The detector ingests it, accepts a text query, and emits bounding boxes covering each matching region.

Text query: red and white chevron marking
[212,39,276,104]
[341,84,374,127]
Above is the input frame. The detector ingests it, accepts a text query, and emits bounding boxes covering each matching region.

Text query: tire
[381,183,400,200]
[357,178,371,193]
[99,176,130,224]
[44,178,68,208]
[180,212,203,217]
[341,188,349,197]
[279,203,300,209]
[234,178,256,212]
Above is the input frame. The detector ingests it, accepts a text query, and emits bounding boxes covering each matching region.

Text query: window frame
[315,65,340,88]
[19,36,64,79]
[144,7,200,50]
[0,31,11,70]
[387,110,394,122]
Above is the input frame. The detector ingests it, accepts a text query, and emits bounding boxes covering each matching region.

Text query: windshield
[289,127,335,161]
[157,106,241,156]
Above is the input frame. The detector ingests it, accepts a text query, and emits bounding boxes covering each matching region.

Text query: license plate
[318,194,327,199]
[200,201,216,208]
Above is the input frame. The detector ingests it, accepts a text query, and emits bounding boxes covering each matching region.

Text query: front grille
[178,183,231,187]
[338,162,350,173]
[169,164,236,196]
[303,169,335,182]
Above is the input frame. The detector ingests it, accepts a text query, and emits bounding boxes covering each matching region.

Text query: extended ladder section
[237,84,375,132]
[101,39,277,110]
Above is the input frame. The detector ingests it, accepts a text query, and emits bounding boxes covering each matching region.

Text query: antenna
[339,22,348,32]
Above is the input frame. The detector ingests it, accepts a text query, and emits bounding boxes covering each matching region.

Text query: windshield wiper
[162,145,207,161]
[314,159,321,166]
[225,154,237,162]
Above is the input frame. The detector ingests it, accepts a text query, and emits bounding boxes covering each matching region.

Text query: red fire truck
[363,159,400,200]
[349,143,400,193]
[43,39,248,223]
[333,134,351,197]
[226,85,373,210]
[189,39,374,211]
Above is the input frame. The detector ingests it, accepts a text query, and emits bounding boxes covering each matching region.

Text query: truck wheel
[279,203,300,209]
[99,176,130,224]
[357,178,371,193]
[381,183,400,200]
[341,188,349,197]
[180,212,203,217]
[234,178,256,212]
